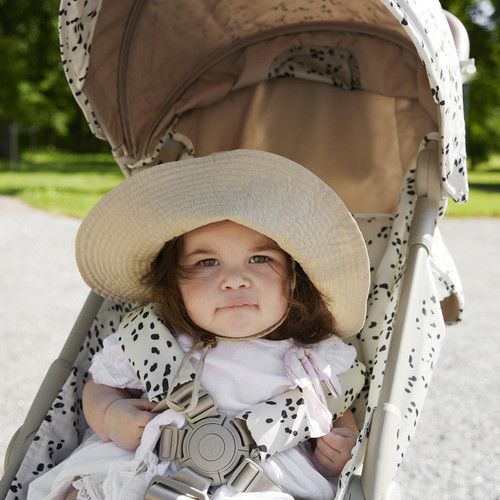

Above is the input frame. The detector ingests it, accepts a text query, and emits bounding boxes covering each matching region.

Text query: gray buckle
[158,416,257,477]
[145,468,211,500]
[158,426,183,462]
[185,390,219,423]
[227,458,283,494]
[178,414,252,486]
[163,382,218,424]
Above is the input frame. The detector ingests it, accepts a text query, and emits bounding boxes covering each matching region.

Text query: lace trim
[73,476,103,500]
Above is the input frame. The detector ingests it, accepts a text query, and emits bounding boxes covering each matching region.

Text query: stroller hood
[59,0,468,202]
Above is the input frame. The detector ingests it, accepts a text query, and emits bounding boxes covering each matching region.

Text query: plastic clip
[145,468,211,500]
[227,458,282,494]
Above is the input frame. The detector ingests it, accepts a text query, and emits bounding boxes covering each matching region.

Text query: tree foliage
[0,1,499,163]
[0,0,69,131]
[0,0,103,153]
[441,0,500,165]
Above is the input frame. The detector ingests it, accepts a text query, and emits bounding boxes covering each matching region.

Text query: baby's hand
[312,427,358,478]
[102,398,157,451]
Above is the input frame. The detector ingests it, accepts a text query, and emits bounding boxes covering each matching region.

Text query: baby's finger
[316,435,344,457]
[134,399,158,411]
[312,444,341,477]
[136,409,157,428]
[321,429,357,451]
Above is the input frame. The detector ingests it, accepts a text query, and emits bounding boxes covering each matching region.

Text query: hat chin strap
[209,307,289,342]
[163,310,289,415]
[164,263,296,414]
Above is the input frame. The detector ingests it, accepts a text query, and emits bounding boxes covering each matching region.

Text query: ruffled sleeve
[89,333,144,392]
[284,336,357,437]
[312,335,357,375]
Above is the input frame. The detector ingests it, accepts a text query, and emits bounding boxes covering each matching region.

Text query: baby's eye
[249,255,270,264]
[199,258,219,267]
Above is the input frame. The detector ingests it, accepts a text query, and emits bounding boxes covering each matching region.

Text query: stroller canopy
[59,0,468,202]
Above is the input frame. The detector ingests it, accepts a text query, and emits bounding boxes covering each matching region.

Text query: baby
[28,149,370,500]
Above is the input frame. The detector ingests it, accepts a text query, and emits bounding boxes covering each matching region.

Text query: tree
[441,0,500,166]
[0,0,103,158]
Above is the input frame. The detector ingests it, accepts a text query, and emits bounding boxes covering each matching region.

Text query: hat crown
[76,149,370,336]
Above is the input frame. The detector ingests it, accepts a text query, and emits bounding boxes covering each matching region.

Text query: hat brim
[76,149,369,336]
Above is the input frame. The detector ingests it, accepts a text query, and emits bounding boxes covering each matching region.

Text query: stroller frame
[2,139,447,500]
[1,1,472,498]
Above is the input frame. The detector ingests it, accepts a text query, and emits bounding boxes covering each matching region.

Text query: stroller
[1,0,474,498]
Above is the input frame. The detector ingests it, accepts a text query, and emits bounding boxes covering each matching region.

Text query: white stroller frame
[1,1,473,498]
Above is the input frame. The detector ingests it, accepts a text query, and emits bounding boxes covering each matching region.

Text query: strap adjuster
[185,390,218,423]
[156,382,218,424]
[227,458,282,494]
[145,468,211,500]
[157,425,183,462]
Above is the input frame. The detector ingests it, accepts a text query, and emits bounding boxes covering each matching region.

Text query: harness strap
[145,458,283,500]
[119,305,366,461]
[117,304,196,402]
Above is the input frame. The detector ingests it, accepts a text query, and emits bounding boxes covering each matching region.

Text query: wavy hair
[141,234,337,344]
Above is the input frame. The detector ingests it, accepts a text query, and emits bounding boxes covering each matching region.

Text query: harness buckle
[178,414,252,486]
[158,425,182,462]
[145,468,211,500]
[166,382,219,424]
[227,458,284,494]
[185,390,219,423]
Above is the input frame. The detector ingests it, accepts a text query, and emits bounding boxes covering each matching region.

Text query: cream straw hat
[76,149,369,337]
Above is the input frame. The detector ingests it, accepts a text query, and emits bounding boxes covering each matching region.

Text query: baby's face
[178,220,290,338]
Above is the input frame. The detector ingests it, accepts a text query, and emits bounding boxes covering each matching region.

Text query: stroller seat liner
[2,2,471,498]
[5,159,463,498]
[154,30,437,215]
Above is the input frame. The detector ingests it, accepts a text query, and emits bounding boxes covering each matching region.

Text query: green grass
[445,155,500,217]
[1,149,499,218]
[0,149,123,218]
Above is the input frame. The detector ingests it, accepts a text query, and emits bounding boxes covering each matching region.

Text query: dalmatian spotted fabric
[382,0,468,203]
[58,0,104,140]
[5,137,462,499]
[336,136,456,497]
[59,0,467,201]
[268,46,361,90]
[117,303,197,402]
[5,300,136,500]
[117,305,367,462]
[237,358,366,461]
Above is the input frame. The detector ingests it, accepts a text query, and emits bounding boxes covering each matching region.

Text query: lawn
[0,149,123,218]
[0,149,499,218]
[445,156,500,217]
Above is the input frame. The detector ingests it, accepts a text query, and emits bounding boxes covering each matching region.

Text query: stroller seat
[2,1,471,498]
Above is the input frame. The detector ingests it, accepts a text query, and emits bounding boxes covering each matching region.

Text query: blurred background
[0,0,499,218]
[0,1,499,498]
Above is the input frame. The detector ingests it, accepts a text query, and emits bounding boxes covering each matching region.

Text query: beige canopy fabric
[59,0,469,203]
[162,31,438,214]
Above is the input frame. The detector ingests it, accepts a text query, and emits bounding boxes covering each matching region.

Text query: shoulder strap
[117,304,196,402]
[235,359,366,461]
[118,305,366,462]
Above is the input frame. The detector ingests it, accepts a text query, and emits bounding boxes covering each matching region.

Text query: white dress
[28,333,356,500]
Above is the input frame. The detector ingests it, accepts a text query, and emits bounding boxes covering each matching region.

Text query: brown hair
[141,235,337,344]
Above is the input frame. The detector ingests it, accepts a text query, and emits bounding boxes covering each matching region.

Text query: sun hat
[76,149,370,337]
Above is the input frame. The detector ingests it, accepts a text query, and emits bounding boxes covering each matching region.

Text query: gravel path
[0,196,499,498]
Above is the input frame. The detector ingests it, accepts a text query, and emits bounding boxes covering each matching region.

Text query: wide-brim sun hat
[76,149,370,337]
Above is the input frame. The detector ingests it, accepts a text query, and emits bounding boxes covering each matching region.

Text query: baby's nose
[221,268,251,290]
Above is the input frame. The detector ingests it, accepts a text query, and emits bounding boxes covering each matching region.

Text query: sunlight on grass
[446,189,500,217]
[1,149,499,218]
[445,156,500,217]
[0,149,124,218]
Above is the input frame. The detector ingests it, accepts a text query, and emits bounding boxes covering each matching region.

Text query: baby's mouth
[219,299,256,309]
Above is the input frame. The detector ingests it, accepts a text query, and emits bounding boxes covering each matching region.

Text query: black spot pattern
[11,3,466,495]
[5,300,134,497]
